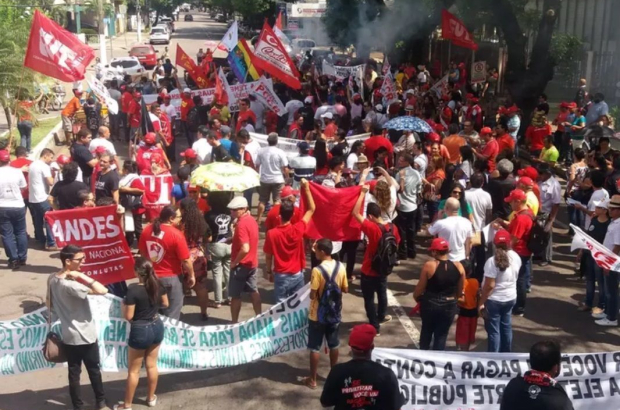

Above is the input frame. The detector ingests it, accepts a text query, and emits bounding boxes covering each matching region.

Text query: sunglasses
[452,190,462,195]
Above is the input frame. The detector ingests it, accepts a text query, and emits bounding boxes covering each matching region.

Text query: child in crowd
[456,268,479,351]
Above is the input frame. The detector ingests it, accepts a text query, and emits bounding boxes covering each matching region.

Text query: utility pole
[98,0,107,65]
[137,0,142,43]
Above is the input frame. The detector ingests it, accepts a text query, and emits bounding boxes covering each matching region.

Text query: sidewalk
[89,30,159,63]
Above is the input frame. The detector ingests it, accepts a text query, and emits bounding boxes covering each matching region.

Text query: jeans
[543,228,553,263]
[567,205,583,230]
[419,297,457,350]
[339,240,359,278]
[274,271,304,303]
[396,208,417,258]
[485,299,516,352]
[18,121,33,151]
[124,213,143,247]
[0,206,28,262]
[159,275,184,320]
[427,200,439,222]
[513,255,532,315]
[604,270,619,322]
[471,243,487,282]
[360,275,388,332]
[65,342,106,410]
[128,318,164,350]
[108,113,120,139]
[29,201,56,247]
[584,252,606,309]
[209,242,231,303]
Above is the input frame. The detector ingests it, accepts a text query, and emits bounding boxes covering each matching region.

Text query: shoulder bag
[42,277,67,363]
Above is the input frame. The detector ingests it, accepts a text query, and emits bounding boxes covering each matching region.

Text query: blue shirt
[171,182,189,201]
[586,101,609,126]
[220,138,232,153]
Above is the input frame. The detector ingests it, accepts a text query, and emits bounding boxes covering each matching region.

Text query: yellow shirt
[508,191,539,221]
[309,260,348,321]
[220,105,231,124]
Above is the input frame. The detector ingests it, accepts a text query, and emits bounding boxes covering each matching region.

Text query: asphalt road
[1,11,620,410]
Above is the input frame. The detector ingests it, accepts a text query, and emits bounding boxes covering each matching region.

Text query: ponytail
[494,243,510,271]
[135,257,161,304]
[153,205,177,236]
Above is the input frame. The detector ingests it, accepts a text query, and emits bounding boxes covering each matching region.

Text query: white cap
[304,96,313,104]
[594,199,609,209]
[183,87,191,93]
[406,89,415,95]
[227,196,249,209]
[375,104,383,111]
[320,112,333,119]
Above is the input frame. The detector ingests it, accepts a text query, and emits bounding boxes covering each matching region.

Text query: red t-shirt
[129,177,146,215]
[324,123,338,139]
[180,95,195,121]
[360,220,400,277]
[509,209,534,257]
[265,204,302,231]
[138,223,190,278]
[128,99,141,128]
[121,92,133,114]
[236,109,257,132]
[364,135,393,164]
[497,134,515,155]
[481,139,499,172]
[136,146,165,174]
[10,158,32,200]
[525,124,552,151]
[160,112,173,144]
[232,213,259,268]
[263,220,307,273]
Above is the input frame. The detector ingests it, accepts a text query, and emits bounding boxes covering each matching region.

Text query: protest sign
[429,74,450,98]
[322,61,365,82]
[87,76,118,114]
[380,71,397,104]
[373,348,620,410]
[571,224,620,271]
[44,205,134,285]
[0,284,310,376]
[140,173,174,221]
[250,132,370,159]
[251,76,286,116]
[471,61,487,84]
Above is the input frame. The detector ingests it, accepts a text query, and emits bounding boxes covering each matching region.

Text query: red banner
[175,44,209,89]
[253,22,301,90]
[140,174,174,221]
[300,183,364,241]
[441,10,478,51]
[24,10,95,82]
[45,206,134,285]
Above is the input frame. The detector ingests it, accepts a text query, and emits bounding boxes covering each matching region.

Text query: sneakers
[380,315,392,324]
[595,318,618,326]
[592,311,607,319]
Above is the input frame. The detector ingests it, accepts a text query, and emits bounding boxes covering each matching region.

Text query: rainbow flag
[228,38,261,83]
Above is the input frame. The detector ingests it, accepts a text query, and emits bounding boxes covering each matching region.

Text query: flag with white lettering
[571,224,620,271]
[250,76,286,116]
[45,205,134,285]
[140,173,174,221]
[252,22,301,90]
[24,10,96,82]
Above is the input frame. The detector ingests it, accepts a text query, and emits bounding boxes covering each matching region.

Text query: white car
[104,57,146,83]
[149,26,170,44]
[291,38,316,55]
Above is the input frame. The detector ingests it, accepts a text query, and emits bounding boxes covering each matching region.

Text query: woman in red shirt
[423,156,446,222]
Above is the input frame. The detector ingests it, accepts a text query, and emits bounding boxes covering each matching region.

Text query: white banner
[88,76,118,114]
[0,284,310,376]
[373,348,620,410]
[322,61,366,82]
[251,76,286,116]
[571,223,620,271]
[380,71,397,104]
[250,132,371,158]
[290,3,327,18]
[429,74,449,98]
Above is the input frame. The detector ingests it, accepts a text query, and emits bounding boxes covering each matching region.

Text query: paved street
[1,11,620,410]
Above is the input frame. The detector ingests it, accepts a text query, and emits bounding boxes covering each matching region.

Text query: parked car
[103,57,145,85]
[159,16,175,32]
[129,44,158,69]
[184,14,193,21]
[149,26,170,45]
[291,38,316,56]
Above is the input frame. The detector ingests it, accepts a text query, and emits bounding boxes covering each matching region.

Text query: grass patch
[30,117,60,148]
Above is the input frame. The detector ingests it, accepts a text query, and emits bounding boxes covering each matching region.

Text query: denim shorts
[307,319,340,352]
[128,318,164,350]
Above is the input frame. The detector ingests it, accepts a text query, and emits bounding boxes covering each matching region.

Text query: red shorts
[455,316,478,345]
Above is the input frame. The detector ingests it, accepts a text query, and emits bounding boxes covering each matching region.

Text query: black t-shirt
[484,176,516,220]
[205,210,232,242]
[125,283,165,322]
[320,359,405,410]
[50,180,90,210]
[94,169,120,201]
[587,216,611,243]
[212,144,231,163]
[71,143,95,178]
[500,375,574,410]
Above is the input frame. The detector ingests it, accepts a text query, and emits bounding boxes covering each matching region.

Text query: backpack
[527,211,550,256]
[186,107,200,132]
[371,223,399,276]
[317,262,343,325]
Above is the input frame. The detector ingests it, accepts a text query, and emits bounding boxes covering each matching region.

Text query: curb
[28,121,62,160]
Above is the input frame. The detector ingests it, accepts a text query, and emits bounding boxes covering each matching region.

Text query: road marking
[387,289,420,348]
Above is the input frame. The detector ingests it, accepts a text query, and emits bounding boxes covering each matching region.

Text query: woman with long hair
[414,238,465,350]
[179,197,210,321]
[478,230,520,352]
[436,182,474,224]
[346,139,365,173]
[115,258,169,410]
[369,168,399,222]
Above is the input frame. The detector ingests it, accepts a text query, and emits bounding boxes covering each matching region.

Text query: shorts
[130,126,140,140]
[229,265,258,298]
[307,319,340,352]
[258,182,284,205]
[455,315,478,345]
[128,317,164,350]
[61,115,72,133]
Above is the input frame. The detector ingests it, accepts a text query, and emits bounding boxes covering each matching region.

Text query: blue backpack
[317,262,343,325]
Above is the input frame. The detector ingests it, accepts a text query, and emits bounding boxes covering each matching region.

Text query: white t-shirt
[585,188,609,229]
[0,165,26,208]
[428,216,474,262]
[285,100,303,125]
[538,176,562,214]
[346,152,359,171]
[88,137,117,156]
[51,162,83,184]
[192,138,212,164]
[255,146,288,184]
[483,250,521,302]
[603,218,620,251]
[414,154,427,177]
[465,188,492,231]
[164,103,177,120]
[28,160,52,203]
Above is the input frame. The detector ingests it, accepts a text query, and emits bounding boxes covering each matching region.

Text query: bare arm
[66,271,108,295]
[478,277,496,309]
[455,262,465,299]
[265,253,273,276]
[301,179,315,223]
[376,166,398,190]
[182,258,196,288]
[352,185,368,224]
[413,262,430,302]
[112,189,119,205]
[231,243,250,269]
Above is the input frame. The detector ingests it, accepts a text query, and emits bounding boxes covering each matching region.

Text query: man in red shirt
[493,189,533,317]
[128,92,142,150]
[264,186,302,231]
[352,185,400,334]
[120,84,134,142]
[236,98,257,133]
[496,117,515,156]
[474,127,499,172]
[228,195,261,323]
[264,179,316,303]
[138,205,195,320]
[179,87,195,147]
[322,112,338,139]
[364,125,393,166]
[525,116,552,157]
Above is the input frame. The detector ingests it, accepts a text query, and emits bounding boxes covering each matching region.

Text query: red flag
[300,183,364,241]
[214,68,228,105]
[252,22,301,90]
[275,11,283,30]
[140,173,174,221]
[175,44,209,89]
[24,10,95,82]
[441,10,478,51]
[45,206,135,285]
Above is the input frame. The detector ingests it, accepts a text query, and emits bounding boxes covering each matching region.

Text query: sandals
[147,395,158,407]
[302,377,317,390]
[113,405,131,410]
[113,394,157,410]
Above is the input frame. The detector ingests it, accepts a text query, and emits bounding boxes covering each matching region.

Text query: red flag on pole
[275,11,283,30]
[214,68,228,106]
[24,10,95,82]
[252,22,302,90]
[441,9,478,51]
[175,44,209,89]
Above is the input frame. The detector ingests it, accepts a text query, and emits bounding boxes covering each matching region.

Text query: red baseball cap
[144,132,157,144]
[181,148,197,159]
[433,124,445,133]
[504,189,527,203]
[427,132,441,143]
[349,324,377,351]
[429,237,449,252]
[494,229,511,246]
[480,127,493,135]
[518,176,534,187]
[94,146,107,154]
[134,91,142,98]
[0,150,9,162]
[517,166,539,180]
[281,186,299,198]
[56,154,71,165]
[505,104,519,114]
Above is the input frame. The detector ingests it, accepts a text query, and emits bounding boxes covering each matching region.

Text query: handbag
[42,278,67,363]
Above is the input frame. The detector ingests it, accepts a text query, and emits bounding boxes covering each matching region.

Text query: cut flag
[24,10,95,82]
[252,22,301,89]
[215,67,235,107]
[275,11,283,30]
[441,9,478,51]
[228,38,262,83]
[250,76,286,116]
[571,224,620,271]
[175,44,209,89]
[221,21,239,52]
